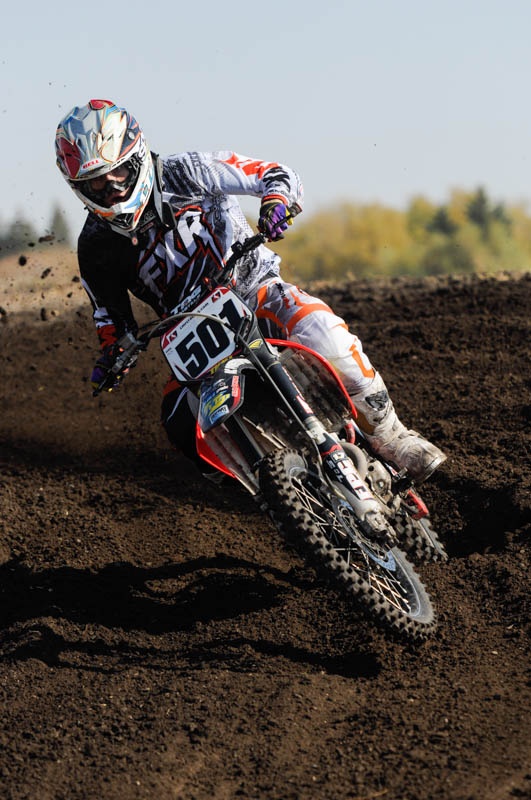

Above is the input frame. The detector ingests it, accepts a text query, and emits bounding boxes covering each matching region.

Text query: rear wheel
[259,449,436,641]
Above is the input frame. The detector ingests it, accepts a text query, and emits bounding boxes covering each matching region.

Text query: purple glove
[258,199,290,241]
[90,345,123,394]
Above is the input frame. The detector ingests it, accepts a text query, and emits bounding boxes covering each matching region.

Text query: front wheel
[259,449,436,641]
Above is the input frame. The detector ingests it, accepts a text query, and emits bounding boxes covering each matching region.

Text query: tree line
[0,205,72,253]
[2,188,530,279]
[274,187,531,281]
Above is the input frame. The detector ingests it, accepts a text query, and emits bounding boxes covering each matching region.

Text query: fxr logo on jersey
[140,205,225,300]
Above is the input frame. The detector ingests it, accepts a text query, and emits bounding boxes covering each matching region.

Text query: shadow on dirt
[0,556,380,679]
[1,438,179,479]
[436,474,528,558]
[0,555,295,632]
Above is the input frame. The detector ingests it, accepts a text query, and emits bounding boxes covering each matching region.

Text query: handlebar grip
[287,202,302,221]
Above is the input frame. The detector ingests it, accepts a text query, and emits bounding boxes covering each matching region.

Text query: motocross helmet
[55,99,154,238]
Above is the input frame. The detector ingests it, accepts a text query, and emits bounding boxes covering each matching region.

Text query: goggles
[80,159,139,205]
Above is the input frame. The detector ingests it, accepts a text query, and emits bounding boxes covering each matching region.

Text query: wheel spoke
[291,472,412,613]
[260,449,435,638]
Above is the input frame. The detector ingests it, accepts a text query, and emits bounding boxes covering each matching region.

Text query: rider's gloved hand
[90,345,124,394]
[258,198,291,241]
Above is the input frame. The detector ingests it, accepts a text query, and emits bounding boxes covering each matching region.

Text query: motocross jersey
[78,150,304,349]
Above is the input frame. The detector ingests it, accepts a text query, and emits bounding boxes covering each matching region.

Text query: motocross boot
[350,373,446,483]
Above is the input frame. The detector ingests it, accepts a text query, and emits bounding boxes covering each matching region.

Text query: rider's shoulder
[79,212,117,242]
[78,214,134,261]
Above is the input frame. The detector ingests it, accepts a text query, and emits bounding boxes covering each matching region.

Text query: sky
[1,0,531,237]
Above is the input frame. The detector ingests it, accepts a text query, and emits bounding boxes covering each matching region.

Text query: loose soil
[0,255,530,800]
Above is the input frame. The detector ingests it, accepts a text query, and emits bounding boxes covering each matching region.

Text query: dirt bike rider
[55,98,446,484]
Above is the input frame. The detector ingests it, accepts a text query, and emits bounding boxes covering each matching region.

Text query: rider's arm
[78,216,139,350]
[169,150,304,213]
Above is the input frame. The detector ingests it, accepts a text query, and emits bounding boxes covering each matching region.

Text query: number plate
[161,287,251,380]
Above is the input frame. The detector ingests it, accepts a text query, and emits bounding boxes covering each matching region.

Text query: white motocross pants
[254,278,375,394]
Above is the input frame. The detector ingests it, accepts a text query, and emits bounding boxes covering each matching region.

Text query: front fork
[251,339,388,526]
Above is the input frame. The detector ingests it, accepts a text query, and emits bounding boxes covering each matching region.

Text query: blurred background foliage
[269,187,531,281]
[2,188,531,281]
[0,204,72,253]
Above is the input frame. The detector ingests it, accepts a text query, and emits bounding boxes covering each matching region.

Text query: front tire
[259,449,436,641]
[394,512,448,564]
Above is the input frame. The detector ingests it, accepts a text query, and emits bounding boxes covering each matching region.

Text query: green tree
[467,187,491,238]
[428,206,458,236]
[3,213,39,251]
[407,196,436,241]
[47,204,72,246]
[491,202,511,231]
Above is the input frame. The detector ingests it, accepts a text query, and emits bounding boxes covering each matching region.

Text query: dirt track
[0,268,530,800]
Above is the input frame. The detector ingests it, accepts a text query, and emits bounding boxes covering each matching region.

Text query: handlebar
[92,230,273,396]
[225,232,266,269]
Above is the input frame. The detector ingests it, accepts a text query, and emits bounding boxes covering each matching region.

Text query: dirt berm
[0,267,529,800]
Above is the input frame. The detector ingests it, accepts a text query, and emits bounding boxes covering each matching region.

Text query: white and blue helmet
[55,99,154,237]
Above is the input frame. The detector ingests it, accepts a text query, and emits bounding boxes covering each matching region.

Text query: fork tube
[252,342,378,505]
[252,343,336,451]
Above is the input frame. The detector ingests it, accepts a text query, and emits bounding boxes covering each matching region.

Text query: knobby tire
[259,449,436,641]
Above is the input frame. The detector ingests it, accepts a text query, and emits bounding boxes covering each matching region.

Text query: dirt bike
[94,233,447,641]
